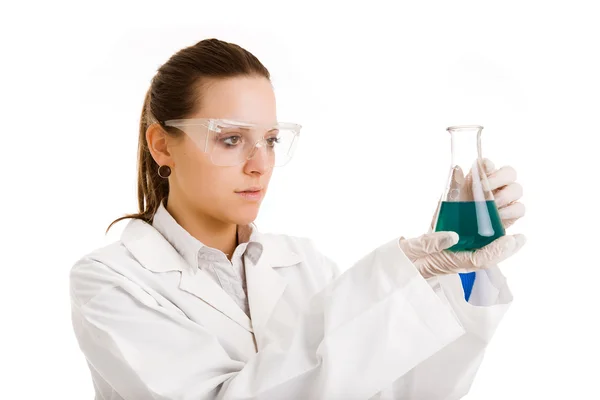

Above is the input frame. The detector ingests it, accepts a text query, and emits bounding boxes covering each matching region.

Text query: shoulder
[262,231,313,249]
[259,231,319,259]
[69,240,136,307]
[259,232,340,281]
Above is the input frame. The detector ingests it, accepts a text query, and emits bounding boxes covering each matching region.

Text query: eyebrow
[218,126,279,133]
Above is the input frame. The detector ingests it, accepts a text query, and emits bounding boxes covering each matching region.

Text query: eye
[266,136,281,147]
[222,136,242,146]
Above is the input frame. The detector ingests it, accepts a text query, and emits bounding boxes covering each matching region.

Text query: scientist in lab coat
[69,38,527,400]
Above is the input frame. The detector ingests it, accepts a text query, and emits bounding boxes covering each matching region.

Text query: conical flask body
[434,125,505,251]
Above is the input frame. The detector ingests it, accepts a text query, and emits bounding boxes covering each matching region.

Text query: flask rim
[446,125,484,131]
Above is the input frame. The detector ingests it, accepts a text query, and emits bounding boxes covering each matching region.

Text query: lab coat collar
[126,201,301,271]
[120,211,303,335]
[151,202,205,269]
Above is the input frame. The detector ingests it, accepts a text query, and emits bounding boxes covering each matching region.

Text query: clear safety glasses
[162,118,302,167]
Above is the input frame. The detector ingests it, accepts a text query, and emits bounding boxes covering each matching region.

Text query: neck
[165,194,238,260]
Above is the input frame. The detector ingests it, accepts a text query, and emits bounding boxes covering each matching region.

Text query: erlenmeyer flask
[433,125,505,301]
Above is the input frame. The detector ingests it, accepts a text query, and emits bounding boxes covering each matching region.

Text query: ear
[146,123,173,168]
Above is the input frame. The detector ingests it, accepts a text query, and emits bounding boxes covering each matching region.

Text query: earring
[158,165,171,178]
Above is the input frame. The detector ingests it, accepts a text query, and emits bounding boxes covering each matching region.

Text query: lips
[235,188,264,201]
[236,187,263,193]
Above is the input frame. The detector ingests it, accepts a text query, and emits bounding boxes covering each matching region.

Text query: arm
[70,238,468,400]
[377,265,512,399]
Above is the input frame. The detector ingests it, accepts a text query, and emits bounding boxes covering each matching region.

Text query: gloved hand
[399,231,526,279]
[400,158,526,279]
[482,158,525,229]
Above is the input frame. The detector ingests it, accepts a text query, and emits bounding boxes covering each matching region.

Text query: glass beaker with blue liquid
[433,125,505,301]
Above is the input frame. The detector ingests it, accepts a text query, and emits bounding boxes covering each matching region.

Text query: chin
[230,208,260,226]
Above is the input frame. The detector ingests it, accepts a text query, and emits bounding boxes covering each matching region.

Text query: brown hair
[106,38,270,233]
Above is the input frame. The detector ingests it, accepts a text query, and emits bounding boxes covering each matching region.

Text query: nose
[244,141,271,173]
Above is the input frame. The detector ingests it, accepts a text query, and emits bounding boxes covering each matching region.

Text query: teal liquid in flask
[433,125,505,301]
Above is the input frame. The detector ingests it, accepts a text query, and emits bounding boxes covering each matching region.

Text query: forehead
[193,76,277,125]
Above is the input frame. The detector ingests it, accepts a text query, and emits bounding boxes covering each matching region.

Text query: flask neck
[449,126,482,168]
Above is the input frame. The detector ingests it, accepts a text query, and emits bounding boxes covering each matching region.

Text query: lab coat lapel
[246,253,287,331]
[121,219,253,333]
[178,268,253,333]
[245,235,302,348]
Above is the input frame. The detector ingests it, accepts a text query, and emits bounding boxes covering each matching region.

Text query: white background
[2,0,598,398]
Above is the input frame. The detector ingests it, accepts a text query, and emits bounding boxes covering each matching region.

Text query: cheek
[175,151,240,199]
[173,147,217,194]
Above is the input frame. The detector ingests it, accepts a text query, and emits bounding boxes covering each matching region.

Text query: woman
[70,38,526,399]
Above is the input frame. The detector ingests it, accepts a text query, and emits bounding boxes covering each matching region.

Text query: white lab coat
[70,218,513,400]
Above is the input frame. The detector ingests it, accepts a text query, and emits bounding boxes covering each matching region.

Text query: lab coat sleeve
[70,237,469,400]
[374,264,513,399]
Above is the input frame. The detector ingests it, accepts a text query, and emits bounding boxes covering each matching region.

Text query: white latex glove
[483,159,526,229]
[400,159,527,279]
[399,231,526,279]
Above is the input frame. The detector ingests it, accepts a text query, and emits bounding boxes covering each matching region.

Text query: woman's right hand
[398,231,526,279]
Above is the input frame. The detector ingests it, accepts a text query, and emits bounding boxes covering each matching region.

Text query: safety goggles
[162,118,302,167]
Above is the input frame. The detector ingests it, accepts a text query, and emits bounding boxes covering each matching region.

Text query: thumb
[399,231,459,260]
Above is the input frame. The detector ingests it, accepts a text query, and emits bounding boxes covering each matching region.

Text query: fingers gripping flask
[433,125,505,301]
